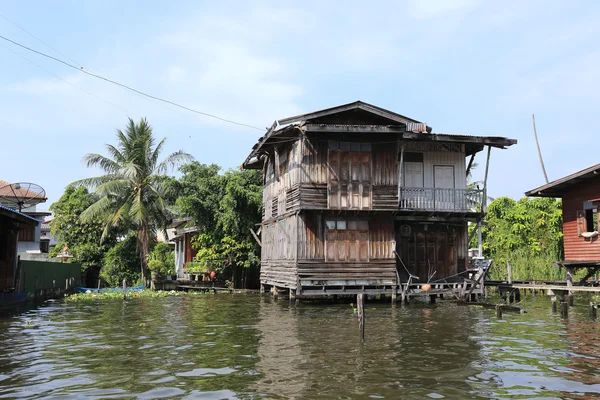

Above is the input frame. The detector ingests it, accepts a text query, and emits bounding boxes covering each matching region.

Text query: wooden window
[434,165,455,189]
[278,150,288,177]
[325,219,369,262]
[328,150,372,210]
[578,203,599,236]
[18,224,35,242]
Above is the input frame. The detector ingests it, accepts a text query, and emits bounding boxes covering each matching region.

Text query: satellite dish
[0,182,46,212]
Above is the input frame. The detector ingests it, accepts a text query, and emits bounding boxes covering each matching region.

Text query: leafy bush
[471,196,564,280]
[100,234,142,287]
[149,242,175,276]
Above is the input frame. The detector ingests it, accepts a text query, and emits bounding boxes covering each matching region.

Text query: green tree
[176,164,262,287]
[471,196,563,280]
[73,118,192,284]
[101,234,142,286]
[49,186,117,285]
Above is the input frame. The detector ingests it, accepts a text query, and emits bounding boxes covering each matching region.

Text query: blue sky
[1,0,599,208]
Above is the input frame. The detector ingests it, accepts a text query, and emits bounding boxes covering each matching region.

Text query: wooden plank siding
[257,134,474,292]
[260,214,299,289]
[562,179,600,261]
[395,223,466,281]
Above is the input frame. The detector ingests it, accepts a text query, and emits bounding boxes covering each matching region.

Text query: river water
[1,294,599,399]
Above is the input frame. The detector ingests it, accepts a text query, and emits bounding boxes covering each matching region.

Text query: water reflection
[0,294,599,398]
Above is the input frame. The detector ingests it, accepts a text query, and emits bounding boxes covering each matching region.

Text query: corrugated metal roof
[0,205,41,224]
[525,162,600,197]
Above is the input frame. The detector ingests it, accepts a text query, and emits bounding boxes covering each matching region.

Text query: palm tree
[73,118,193,285]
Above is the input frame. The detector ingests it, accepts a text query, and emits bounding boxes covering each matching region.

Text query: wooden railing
[399,187,483,212]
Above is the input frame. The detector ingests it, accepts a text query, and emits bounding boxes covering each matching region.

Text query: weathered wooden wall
[263,140,302,221]
[562,179,600,261]
[395,222,467,281]
[261,214,298,288]
[372,144,399,210]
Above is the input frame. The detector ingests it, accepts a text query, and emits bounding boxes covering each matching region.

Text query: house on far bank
[169,217,198,278]
[0,180,51,260]
[526,163,600,281]
[242,101,517,297]
[39,219,58,254]
[0,205,40,291]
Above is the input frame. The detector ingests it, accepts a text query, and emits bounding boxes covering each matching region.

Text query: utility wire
[0,42,130,116]
[0,11,83,67]
[0,34,264,131]
[0,13,210,124]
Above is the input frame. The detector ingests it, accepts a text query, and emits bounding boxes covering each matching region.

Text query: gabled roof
[277,100,430,129]
[525,162,600,198]
[242,101,517,169]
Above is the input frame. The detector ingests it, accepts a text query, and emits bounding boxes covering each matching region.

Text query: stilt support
[561,301,569,318]
[357,294,365,344]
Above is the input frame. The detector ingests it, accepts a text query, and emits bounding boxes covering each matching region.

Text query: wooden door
[434,165,455,210]
[396,224,457,281]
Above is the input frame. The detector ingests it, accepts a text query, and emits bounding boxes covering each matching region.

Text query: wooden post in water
[568,294,574,306]
[430,294,436,304]
[98,279,101,290]
[551,296,557,313]
[590,303,597,319]
[357,294,365,344]
[566,267,574,303]
[122,279,127,300]
[496,304,502,319]
[561,301,568,318]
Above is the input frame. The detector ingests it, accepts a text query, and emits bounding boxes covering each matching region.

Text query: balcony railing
[399,187,483,212]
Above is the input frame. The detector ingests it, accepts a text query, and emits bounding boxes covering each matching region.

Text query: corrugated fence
[17,260,81,296]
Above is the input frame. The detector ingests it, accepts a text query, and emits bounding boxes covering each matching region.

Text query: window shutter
[577,210,586,236]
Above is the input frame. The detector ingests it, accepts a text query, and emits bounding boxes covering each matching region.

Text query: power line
[0,34,265,131]
[0,42,130,116]
[0,12,192,121]
[0,11,83,67]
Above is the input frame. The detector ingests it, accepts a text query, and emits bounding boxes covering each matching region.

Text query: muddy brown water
[1,294,599,399]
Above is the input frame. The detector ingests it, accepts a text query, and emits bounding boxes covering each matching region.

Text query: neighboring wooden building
[0,205,39,291]
[526,163,600,278]
[170,217,199,278]
[243,101,516,296]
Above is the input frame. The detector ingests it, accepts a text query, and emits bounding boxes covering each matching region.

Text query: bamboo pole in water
[357,294,365,344]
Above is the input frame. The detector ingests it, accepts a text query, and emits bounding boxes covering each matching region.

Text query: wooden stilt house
[243,101,516,296]
[526,163,600,281]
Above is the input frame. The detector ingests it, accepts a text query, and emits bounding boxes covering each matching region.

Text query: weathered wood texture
[396,222,466,281]
[263,141,302,221]
[562,178,600,261]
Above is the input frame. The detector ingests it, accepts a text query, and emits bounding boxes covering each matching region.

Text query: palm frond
[96,179,131,197]
[83,153,121,174]
[155,150,194,175]
[70,175,121,190]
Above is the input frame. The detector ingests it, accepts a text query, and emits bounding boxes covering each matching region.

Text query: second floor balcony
[399,187,483,213]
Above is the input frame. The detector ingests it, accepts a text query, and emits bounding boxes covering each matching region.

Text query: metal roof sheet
[525,162,600,197]
[0,205,41,224]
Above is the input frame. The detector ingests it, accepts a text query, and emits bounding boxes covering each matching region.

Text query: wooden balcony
[399,187,483,212]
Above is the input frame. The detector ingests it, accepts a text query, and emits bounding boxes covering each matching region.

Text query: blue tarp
[75,286,145,293]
